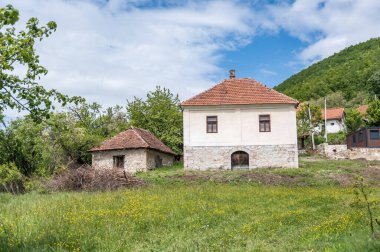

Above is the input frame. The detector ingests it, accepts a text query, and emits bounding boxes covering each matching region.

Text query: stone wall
[146,149,174,169]
[317,143,348,160]
[92,149,147,173]
[317,143,380,161]
[348,148,380,161]
[92,148,175,173]
[184,144,298,170]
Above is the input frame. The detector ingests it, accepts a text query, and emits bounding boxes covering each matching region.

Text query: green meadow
[1,156,380,251]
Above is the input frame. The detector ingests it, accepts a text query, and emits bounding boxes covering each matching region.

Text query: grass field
[1,156,380,251]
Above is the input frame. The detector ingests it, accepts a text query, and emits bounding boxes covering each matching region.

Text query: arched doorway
[231,151,249,169]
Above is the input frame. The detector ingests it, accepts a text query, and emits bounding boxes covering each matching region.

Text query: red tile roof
[358,105,368,115]
[321,107,344,120]
[181,78,298,106]
[90,127,175,155]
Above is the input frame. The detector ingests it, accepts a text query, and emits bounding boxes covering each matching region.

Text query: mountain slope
[274,37,380,102]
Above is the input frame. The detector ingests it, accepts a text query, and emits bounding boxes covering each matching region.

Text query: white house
[321,107,345,133]
[181,70,299,170]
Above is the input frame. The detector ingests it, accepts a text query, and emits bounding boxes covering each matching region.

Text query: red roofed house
[90,127,175,173]
[321,107,345,133]
[181,70,299,170]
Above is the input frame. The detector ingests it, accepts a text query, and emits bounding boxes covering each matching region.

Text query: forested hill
[274,37,380,103]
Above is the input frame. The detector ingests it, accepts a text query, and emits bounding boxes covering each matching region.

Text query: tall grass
[1,157,380,251]
[0,184,380,251]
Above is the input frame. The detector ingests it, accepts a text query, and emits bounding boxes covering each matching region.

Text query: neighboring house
[321,107,345,133]
[347,127,380,148]
[90,127,175,173]
[181,70,299,170]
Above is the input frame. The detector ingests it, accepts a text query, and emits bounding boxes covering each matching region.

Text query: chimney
[229,69,235,79]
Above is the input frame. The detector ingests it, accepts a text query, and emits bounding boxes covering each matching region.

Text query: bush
[327,132,347,145]
[314,135,325,145]
[0,163,25,194]
[46,166,145,192]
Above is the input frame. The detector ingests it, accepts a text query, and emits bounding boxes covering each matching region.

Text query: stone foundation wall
[317,143,380,161]
[348,148,380,161]
[317,143,348,160]
[184,145,298,170]
[146,149,175,169]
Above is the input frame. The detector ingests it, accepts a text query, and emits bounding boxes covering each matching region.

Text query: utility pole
[324,98,327,143]
[308,104,315,150]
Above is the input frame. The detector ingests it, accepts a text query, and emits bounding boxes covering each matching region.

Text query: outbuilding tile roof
[181,78,298,106]
[321,107,345,120]
[90,127,175,155]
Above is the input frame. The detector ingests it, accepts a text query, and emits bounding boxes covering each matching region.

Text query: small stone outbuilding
[90,127,175,173]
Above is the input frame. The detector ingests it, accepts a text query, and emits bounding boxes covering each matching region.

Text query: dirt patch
[168,172,303,185]
[361,166,380,186]
[239,173,301,185]
[328,173,355,187]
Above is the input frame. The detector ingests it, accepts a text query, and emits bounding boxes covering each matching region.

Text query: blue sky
[220,30,307,87]
[3,0,380,113]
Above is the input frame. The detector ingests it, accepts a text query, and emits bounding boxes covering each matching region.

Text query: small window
[207,116,218,133]
[113,155,125,168]
[331,122,335,126]
[358,131,363,142]
[259,115,271,132]
[370,130,380,140]
[352,135,356,143]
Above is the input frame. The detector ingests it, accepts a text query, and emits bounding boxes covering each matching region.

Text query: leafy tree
[70,102,129,138]
[345,108,365,134]
[367,70,380,96]
[0,5,80,120]
[127,86,183,154]
[48,112,103,166]
[366,99,380,126]
[296,104,322,149]
[0,116,62,176]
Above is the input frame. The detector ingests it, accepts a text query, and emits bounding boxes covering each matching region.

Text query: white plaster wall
[183,104,297,147]
[326,119,344,133]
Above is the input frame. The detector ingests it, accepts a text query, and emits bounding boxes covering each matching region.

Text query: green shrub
[0,163,25,194]
[314,135,325,145]
[327,132,347,145]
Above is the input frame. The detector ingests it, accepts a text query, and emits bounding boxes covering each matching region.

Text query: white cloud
[2,0,380,117]
[266,0,380,62]
[4,0,256,109]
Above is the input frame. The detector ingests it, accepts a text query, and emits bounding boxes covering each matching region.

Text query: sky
[3,0,380,113]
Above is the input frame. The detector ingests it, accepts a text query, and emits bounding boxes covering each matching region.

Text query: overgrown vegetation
[0,157,380,251]
[0,163,24,194]
[275,37,380,104]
